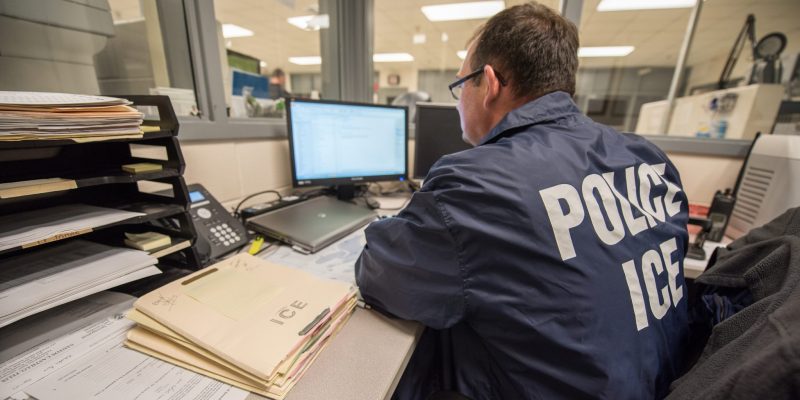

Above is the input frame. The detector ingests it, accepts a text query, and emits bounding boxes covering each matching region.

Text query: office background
[1,0,797,209]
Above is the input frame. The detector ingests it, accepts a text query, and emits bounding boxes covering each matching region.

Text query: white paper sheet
[0,92,130,107]
[24,345,249,400]
[0,291,135,364]
[0,312,135,399]
[0,312,248,400]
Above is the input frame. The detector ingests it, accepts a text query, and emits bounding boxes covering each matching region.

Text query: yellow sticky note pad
[122,162,163,174]
[183,267,282,321]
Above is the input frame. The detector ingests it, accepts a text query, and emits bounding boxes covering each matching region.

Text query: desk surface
[250,308,421,400]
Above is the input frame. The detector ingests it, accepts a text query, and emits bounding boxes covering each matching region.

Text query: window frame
[179,0,287,140]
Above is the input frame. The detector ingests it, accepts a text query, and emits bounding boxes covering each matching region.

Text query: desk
[276,308,420,400]
[247,194,423,400]
[0,195,421,400]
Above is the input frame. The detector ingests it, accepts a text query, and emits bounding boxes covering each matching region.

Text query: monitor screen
[413,103,472,179]
[287,99,408,187]
[189,191,206,203]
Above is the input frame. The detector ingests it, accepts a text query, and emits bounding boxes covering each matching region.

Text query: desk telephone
[186,184,248,264]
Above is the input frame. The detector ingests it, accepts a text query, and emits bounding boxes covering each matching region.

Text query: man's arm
[355,190,466,329]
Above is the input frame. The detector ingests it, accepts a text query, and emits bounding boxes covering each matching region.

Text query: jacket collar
[478,91,583,146]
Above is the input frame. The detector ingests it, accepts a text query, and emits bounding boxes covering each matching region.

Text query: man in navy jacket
[356,3,689,399]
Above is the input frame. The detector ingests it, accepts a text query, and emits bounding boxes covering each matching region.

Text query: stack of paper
[0,203,145,252]
[125,253,357,399]
[0,240,160,328]
[0,291,136,364]
[0,91,144,142]
[0,291,248,400]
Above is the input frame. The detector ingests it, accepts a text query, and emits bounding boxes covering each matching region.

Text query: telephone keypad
[207,218,242,247]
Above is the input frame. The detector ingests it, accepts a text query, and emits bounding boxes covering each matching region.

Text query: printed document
[0,295,248,400]
[0,291,135,364]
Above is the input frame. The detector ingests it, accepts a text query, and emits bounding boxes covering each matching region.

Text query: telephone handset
[186,184,248,265]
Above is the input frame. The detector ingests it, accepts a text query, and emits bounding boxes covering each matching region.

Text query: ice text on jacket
[539,162,685,331]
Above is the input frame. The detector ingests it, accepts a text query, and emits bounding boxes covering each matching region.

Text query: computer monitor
[413,103,472,179]
[287,98,408,196]
[727,134,800,239]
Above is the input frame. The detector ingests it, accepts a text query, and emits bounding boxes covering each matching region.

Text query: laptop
[246,196,377,253]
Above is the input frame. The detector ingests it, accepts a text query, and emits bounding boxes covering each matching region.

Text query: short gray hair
[470,2,579,100]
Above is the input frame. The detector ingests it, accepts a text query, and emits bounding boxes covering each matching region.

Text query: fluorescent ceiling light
[597,0,695,12]
[373,53,414,62]
[421,1,505,22]
[222,23,254,38]
[578,46,635,57]
[457,50,467,60]
[289,56,321,65]
[413,33,427,44]
[287,14,330,31]
[290,53,414,64]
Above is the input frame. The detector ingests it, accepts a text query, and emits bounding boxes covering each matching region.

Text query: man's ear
[482,65,502,109]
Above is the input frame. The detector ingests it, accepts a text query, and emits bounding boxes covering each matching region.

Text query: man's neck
[479,94,537,142]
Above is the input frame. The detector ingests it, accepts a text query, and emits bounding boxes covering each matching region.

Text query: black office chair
[427,391,473,400]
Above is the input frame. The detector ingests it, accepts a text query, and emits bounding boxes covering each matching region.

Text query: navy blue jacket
[356,92,690,400]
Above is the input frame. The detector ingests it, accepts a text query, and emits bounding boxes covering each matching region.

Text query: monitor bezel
[286,98,409,188]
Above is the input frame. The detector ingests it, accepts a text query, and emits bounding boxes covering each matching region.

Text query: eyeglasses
[448,65,507,100]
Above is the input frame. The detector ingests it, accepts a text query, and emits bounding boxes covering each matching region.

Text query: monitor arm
[718,14,756,90]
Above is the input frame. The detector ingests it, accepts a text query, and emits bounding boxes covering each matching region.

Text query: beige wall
[181,139,293,209]
[179,138,740,210]
[665,152,743,206]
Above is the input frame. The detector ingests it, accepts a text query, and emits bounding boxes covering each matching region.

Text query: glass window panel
[0,0,199,117]
[373,0,550,128]
[680,0,799,140]
[577,0,691,134]
[214,0,322,119]
[372,1,799,139]
[375,0,515,105]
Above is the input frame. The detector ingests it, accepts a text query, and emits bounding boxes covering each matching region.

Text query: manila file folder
[134,253,355,381]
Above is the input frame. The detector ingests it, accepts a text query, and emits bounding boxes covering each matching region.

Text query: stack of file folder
[125,253,358,399]
[0,91,144,142]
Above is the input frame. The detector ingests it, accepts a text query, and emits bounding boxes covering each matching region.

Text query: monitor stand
[334,184,359,201]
